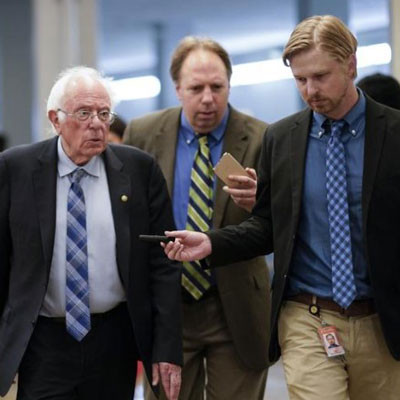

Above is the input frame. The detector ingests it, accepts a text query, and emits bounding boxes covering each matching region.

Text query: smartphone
[213,152,250,187]
[139,235,174,243]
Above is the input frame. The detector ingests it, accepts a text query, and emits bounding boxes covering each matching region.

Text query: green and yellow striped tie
[182,134,214,300]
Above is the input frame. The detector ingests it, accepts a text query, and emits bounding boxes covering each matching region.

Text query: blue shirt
[287,90,373,299]
[172,108,228,230]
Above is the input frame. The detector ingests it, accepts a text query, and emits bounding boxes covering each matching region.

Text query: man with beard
[162,15,400,400]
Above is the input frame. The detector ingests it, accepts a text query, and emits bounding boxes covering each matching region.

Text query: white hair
[46,66,117,114]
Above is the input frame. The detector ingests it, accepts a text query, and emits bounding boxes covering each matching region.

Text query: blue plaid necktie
[182,135,214,299]
[66,168,91,341]
[326,120,357,309]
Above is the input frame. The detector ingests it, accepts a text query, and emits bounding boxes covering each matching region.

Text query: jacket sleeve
[0,155,11,316]
[147,158,183,365]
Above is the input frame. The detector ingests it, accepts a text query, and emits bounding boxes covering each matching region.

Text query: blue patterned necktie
[182,134,214,299]
[66,168,91,341]
[326,120,357,309]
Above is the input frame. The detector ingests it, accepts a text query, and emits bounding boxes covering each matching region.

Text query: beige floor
[1,360,289,400]
[265,359,289,400]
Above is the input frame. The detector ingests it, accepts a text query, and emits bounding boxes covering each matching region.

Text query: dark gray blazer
[0,137,183,396]
[209,97,400,363]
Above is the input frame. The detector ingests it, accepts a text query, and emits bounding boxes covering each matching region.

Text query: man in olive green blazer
[124,37,270,400]
[125,105,270,399]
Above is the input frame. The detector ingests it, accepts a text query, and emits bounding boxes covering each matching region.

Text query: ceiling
[97,0,390,76]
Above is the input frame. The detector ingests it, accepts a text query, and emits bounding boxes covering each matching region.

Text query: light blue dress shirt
[41,138,125,317]
[172,108,229,230]
[287,90,373,299]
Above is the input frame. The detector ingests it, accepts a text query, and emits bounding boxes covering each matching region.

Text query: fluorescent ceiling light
[356,43,392,67]
[231,58,292,87]
[231,42,392,87]
[111,42,391,99]
[111,75,161,101]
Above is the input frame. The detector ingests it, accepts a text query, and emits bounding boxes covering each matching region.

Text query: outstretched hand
[162,230,212,261]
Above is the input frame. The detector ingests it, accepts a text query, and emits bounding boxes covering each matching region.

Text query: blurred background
[1,1,399,399]
[0,0,399,150]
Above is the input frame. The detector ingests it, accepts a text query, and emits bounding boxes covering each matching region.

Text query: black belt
[38,302,127,327]
[287,294,375,317]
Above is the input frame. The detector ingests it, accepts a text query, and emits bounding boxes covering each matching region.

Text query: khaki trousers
[278,300,400,400]
[145,293,267,400]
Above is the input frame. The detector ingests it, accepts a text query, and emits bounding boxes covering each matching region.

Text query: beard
[308,97,335,114]
[306,85,349,117]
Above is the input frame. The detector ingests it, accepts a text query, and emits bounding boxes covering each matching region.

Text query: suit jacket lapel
[290,109,312,230]
[103,147,131,288]
[214,107,249,228]
[154,107,251,228]
[154,108,181,195]
[362,98,386,230]
[32,137,58,275]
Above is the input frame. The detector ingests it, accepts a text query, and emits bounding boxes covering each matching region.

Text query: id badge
[318,325,345,357]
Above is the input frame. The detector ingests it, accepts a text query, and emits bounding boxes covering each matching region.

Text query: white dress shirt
[40,138,125,317]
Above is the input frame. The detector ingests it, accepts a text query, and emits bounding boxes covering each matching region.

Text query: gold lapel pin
[121,195,128,202]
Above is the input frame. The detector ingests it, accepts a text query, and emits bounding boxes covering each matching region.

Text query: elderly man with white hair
[0,66,182,400]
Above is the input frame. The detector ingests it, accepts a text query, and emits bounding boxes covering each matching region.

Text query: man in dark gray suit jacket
[124,37,270,400]
[163,16,400,400]
[0,66,182,400]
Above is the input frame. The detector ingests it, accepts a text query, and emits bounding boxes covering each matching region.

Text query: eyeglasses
[57,109,116,124]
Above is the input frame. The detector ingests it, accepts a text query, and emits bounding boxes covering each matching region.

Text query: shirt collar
[180,106,229,145]
[313,89,366,138]
[57,136,101,178]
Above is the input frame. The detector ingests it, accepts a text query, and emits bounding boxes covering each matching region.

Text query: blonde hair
[170,36,232,84]
[283,15,357,77]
